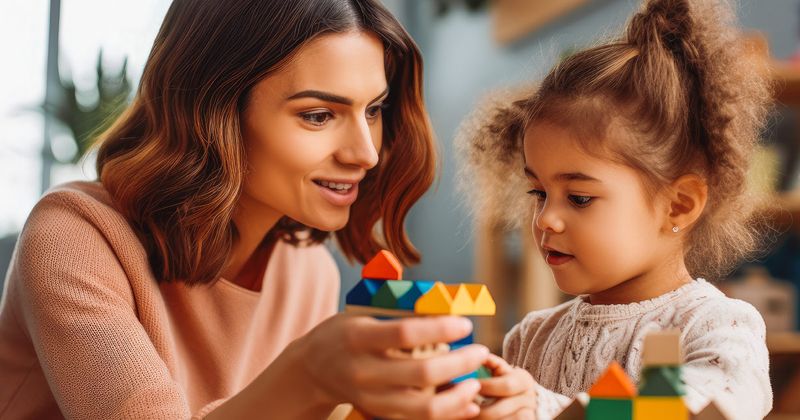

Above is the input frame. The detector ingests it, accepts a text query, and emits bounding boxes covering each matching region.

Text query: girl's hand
[475,354,537,419]
[297,313,490,419]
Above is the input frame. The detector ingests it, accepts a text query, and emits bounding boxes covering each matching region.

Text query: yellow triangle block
[633,397,687,420]
[464,284,495,315]
[445,284,475,314]
[414,282,453,314]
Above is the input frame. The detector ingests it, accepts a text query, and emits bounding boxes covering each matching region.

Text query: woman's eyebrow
[285,86,389,106]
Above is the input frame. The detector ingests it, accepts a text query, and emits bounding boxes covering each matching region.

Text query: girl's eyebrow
[524,166,601,183]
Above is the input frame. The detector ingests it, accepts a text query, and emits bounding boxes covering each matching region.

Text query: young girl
[460,0,772,418]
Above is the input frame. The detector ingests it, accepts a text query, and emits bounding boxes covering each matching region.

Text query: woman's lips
[546,250,574,266]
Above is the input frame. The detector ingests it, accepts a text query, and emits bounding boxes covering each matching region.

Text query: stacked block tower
[337,250,496,419]
[554,330,732,420]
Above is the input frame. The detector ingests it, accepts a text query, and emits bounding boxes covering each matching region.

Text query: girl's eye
[300,111,333,126]
[526,189,546,200]
[568,195,593,207]
[366,103,387,121]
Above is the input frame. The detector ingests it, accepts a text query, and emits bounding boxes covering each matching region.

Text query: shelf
[773,60,800,106]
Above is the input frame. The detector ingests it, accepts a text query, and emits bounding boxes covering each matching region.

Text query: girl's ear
[666,174,708,234]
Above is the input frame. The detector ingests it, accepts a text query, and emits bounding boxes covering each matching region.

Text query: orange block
[588,361,637,398]
[464,284,496,315]
[362,250,403,280]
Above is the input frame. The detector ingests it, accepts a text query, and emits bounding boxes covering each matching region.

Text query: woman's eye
[526,189,546,200]
[300,111,333,126]
[366,103,386,120]
[568,195,593,207]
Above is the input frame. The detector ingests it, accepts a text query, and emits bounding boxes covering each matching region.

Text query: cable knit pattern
[0,181,340,419]
[502,280,771,420]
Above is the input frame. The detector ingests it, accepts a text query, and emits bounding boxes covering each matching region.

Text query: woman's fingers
[358,379,483,420]
[355,344,490,388]
[474,394,536,419]
[479,367,535,397]
[346,315,474,352]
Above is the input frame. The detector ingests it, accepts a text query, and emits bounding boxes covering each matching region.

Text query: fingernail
[465,403,480,417]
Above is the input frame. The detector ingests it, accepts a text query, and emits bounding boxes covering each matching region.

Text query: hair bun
[627,0,699,62]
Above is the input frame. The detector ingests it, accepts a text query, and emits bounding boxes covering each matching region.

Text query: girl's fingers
[356,379,482,420]
[347,316,474,352]
[483,353,512,376]
[478,368,535,397]
[474,394,536,419]
[355,344,490,388]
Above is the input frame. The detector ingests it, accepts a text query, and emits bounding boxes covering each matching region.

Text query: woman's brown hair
[458,0,772,280]
[95,0,436,285]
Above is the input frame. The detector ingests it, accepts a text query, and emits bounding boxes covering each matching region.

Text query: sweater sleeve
[10,194,215,419]
[680,298,772,420]
[502,309,573,420]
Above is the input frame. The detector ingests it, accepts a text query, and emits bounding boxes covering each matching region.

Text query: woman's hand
[474,354,537,419]
[297,313,490,419]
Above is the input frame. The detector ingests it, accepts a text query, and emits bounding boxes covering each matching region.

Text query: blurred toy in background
[329,250,496,420]
[554,330,733,420]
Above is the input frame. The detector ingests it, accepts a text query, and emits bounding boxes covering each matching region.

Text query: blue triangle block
[449,332,474,349]
[346,279,385,306]
[396,280,436,310]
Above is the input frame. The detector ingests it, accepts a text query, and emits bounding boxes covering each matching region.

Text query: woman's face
[241,31,387,231]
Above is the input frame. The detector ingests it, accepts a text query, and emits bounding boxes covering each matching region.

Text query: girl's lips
[315,181,359,206]
[546,251,574,266]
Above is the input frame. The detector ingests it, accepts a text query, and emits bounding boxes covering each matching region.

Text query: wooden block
[414,282,453,314]
[449,332,474,350]
[362,250,403,280]
[345,279,385,306]
[588,361,637,398]
[638,366,684,396]
[477,365,492,379]
[445,284,475,314]
[326,404,368,420]
[587,398,632,420]
[642,329,682,367]
[396,280,435,310]
[345,305,415,318]
[464,284,496,315]
[372,280,413,309]
[633,397,688,420]
[691,401,732,420]
[554,399,586,420]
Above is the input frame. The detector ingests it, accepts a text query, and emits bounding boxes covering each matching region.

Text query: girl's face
[523,122,674,297]
[240,31,387,231]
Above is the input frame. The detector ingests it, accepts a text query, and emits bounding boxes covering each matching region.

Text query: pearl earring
[672,226,680,233]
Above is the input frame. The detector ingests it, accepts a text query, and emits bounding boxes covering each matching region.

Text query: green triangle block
[477,365,492,379]
[639,366,685,396]
[587,398,632,420]
[372,280,414,309]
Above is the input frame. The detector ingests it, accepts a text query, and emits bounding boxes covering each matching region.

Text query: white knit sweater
[502,279,772,420]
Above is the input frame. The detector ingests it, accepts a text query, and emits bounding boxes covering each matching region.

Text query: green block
[638,366,685,396]
[587,398,632,420]
[477,365,492,379]
[371,280,414,309]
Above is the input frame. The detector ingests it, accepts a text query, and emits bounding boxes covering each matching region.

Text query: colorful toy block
[361,250,403,280]
[372,280,413,309]
[445,284,475,314]
[396,280,435,310]
[413,282,453,314]
[587,398,632,420]
[634,396,688,420]
[555,399,587,420]
[588,361,637,398]
[345,279,385,306]
[642,329,682,367]
[638,366,685,396]
[464,284,496,315]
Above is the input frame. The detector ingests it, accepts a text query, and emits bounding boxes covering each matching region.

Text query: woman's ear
[666,174,708,233]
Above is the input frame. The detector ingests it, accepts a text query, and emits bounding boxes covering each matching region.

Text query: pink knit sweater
[0,181,340,419]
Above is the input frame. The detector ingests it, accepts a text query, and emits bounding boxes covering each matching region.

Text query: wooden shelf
[768,331,800,354]
[773,60,800,106]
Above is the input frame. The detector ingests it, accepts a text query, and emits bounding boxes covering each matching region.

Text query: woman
[0,1,489,418]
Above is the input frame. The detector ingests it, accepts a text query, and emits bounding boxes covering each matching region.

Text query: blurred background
[1,0,799,415]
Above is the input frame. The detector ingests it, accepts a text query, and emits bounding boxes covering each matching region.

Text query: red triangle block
[588,361,637,398]
[362,250,403,280]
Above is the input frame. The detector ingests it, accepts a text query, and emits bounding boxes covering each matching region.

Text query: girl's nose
[534,201,566,233]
